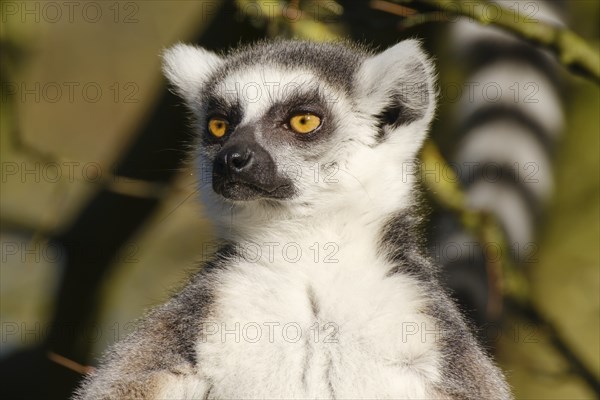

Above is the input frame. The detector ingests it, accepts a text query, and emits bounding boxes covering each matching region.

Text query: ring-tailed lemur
[74,40,511,399]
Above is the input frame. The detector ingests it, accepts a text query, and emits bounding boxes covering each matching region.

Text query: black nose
[212,138,295,200]
[227,148,253,172]
[219,145,254,175]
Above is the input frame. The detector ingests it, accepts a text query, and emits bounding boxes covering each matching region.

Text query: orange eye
[289,114,321,134]
[208,117,229,138]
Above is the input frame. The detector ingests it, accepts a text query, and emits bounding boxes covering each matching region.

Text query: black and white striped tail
[432,0,566,331]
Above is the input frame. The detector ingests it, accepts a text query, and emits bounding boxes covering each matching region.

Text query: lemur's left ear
[355,40,436,138]
[162,43,223,106]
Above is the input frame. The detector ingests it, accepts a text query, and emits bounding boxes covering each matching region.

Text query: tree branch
[420,140,530,308]
[402,0,600,83]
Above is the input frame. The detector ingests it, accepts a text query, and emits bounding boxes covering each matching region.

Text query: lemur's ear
[162,43,222,105]
[356,40,436,139]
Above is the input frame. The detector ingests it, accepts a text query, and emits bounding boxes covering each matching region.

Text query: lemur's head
[163,40,435,221]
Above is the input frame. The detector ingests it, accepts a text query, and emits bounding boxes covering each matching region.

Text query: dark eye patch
[266,88,328,124]
[205,96,243,124]
[201,95,244,144]
[260,88,337,148]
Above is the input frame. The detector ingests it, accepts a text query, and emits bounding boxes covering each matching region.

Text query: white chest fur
[191,235,444,399]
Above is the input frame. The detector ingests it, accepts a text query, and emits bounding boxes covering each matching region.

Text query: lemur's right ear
[162,43,222,105]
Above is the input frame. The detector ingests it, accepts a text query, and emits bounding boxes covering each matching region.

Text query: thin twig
[370,0,417,17]
[47,351,95,375]
[506,300,600,395]
[420,140,530,309]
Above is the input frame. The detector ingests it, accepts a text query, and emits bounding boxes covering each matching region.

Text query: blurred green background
[1,0,598,398]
